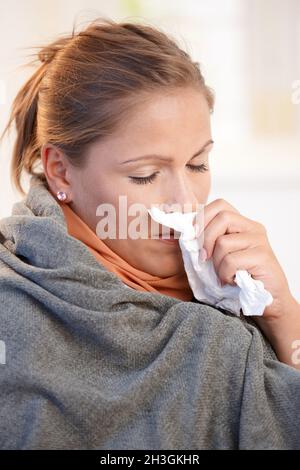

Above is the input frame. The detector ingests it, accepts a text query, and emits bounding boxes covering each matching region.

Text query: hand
[196,198,295,322]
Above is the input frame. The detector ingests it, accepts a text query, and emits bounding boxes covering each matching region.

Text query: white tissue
[148,206,273,316]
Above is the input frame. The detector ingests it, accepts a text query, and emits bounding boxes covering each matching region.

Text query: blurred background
[0,0,299,301]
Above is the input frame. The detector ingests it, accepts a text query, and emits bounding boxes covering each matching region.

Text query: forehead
[86,88,211,165]
[121,88,211,135]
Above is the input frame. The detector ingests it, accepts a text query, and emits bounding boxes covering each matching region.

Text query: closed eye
[128,163,209,185]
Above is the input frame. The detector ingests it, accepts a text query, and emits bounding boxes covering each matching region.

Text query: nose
[161,174,199,213]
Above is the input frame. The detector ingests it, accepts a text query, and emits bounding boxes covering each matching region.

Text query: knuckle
[223,251,234,268]
[254,245,270,264]
[255,220,267,233]
[218,210,230,224]
[215,198,226,205]
[215,198,239,214]
[215,235,227,251]
[261,245,271,262]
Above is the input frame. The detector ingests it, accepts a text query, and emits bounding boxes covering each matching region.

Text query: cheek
[192,173,211,202]
[82,174,117,209]
[204,172,211,192]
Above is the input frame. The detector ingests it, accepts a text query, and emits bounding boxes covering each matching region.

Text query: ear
[40,143,73,201]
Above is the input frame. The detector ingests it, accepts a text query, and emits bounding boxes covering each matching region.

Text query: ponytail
[0,34,74,195]
[0,62,47,195]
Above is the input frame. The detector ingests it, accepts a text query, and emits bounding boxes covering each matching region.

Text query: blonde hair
[0,17,215,195]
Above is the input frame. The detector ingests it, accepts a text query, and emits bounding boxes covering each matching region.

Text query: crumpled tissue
[148,206,273,316]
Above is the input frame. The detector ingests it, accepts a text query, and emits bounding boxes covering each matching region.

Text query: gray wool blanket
[0,175,299,450]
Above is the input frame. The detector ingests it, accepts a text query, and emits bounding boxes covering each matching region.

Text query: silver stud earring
[56,191,67,202]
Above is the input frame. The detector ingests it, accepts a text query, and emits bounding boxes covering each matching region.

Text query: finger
[193,198,240,237]
[204,210,264,259]
[203,198,240,229]
[218,245,268,286]
[212,231,265,274]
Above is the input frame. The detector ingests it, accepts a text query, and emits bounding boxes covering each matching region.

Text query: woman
[0,17,299,450]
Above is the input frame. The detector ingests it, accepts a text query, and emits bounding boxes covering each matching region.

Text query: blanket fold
[0,174,299,450]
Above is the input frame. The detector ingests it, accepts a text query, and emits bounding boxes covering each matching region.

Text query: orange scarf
[58,201,194,301]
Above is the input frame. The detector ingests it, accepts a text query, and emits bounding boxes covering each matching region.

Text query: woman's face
[50,87,213,277]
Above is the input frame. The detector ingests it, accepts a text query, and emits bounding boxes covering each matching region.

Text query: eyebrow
[120,139,214,165]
